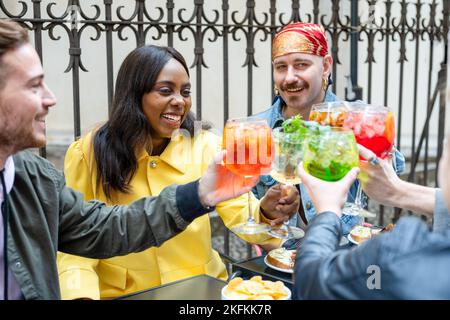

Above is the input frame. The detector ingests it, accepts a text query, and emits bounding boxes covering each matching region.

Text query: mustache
[280,82,308,91]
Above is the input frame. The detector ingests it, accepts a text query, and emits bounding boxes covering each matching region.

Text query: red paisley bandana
[272,22,328,60]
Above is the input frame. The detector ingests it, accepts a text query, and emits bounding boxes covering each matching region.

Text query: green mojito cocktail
[270,116,308,185]
[303,127,359,181]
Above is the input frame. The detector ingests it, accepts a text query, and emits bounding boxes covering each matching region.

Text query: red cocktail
[343,106,395,159]
[341,104,395,217]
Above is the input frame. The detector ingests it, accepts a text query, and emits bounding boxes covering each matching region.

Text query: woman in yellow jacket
[57,45,299,300]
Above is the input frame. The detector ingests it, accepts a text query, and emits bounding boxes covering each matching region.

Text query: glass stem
[247,191,254,223]
[354,180,363,209]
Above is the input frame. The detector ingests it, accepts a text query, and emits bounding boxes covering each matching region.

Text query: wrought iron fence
[1,0,448,258]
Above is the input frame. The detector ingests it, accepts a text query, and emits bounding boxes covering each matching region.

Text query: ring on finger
[369,156,380,166]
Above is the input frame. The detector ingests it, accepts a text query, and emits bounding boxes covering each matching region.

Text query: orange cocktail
[309,101,350,127]
[223,118,272,177]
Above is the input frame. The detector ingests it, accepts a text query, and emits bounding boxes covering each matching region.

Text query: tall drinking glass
[342,104,395,216]
[267,127,305,240]
[223,117,273,235]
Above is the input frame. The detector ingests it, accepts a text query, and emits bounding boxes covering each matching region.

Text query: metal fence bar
[222,0,230,259]
[104,0,114,114]
[424,0,438,185]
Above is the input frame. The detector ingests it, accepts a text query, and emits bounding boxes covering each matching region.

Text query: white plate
[263,255,294,274]
[347,234,360,245]
[221,283,291,300]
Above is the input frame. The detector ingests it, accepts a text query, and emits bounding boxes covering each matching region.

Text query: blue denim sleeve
[433,189,450,233]
[252,174,278,200]
[392,148,405,174]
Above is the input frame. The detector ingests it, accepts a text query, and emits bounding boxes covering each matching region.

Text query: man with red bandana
[252,22,405,246]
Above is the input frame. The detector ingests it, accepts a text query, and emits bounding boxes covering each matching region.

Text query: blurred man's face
[0,43,56,153]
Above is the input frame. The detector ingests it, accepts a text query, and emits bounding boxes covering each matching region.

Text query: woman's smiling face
[142,58,192,140]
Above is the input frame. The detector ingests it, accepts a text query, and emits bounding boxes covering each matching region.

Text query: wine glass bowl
[223,118,272,177]
[269,127,303,185]
[343,105,395,159]
[309,101,351,127]
[303,127,359,182]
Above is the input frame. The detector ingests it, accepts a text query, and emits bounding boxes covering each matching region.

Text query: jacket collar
[138,132,190,174]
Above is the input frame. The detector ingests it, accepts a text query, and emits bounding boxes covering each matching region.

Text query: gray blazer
[4,151,212,299]
[294,189,450,299]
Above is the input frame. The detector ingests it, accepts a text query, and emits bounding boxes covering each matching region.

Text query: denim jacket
[252,91,405,240]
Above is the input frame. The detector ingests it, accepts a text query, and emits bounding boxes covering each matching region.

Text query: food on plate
[350,223,395,243]
[266,248,296,270]
[350,225,372,243]
[223,276,289,300]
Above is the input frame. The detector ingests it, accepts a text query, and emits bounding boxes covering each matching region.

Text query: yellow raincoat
[57,129,281,299]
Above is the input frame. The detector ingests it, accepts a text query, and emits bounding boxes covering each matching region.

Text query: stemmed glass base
[267,223,305,240]
[231,190,271,235]
[343,203,376,218]
[342,178,377,219]
[231,218,271,235]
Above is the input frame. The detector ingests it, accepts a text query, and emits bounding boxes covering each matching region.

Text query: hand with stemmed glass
[342,104,395,217]
[308,101,368,217]
[222,117,300,235]
[301,126,361,223]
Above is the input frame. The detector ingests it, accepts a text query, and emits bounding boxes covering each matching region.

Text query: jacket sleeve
[295,212,386,299]
[58,139,101,300]
[295,212,437,299]
[433,189,450,233]
[53,156,211,259]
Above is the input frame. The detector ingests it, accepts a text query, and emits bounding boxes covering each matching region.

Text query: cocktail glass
[223,117,273,235]
[309,101,350,127]
[303,127,360,183]
[342,104,395,216]
[267,127,305,240]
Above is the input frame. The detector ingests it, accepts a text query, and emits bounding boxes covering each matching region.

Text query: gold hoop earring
[322,78,329,91]
[274,85,279,96]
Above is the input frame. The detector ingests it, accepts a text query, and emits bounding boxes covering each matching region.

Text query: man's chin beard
[21,137,46,151]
